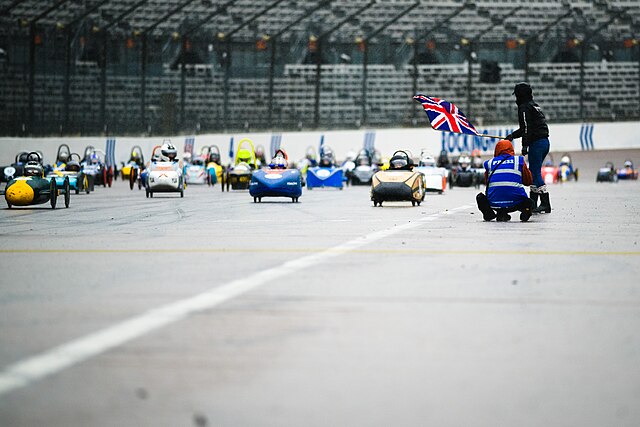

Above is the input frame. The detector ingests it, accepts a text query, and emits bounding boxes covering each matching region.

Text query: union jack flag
[413,94,480,136]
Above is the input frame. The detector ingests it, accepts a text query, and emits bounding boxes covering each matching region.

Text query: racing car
[1,151,31,182]
[82,146,114,189]
[449,152,481,188]
[1,152,70,209]
[250,149,302,203]
[205,145,225,188]
[596,162,617,182]
[183,153,208,185]
[46,145,90,194]
[413,152,447,194]
[121,145,146,189]
[349,149,378,186]
[617,160,638,180]
[558,153,579,182]
[226,138,257,191]
[371,150,426,207]
[541,154,560,185]
[306,147,344,190]
[145,143,184,198]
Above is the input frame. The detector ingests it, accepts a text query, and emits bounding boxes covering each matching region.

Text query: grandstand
[0,0,638,136]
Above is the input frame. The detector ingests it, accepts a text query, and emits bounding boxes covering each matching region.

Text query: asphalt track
[0,149,639,427]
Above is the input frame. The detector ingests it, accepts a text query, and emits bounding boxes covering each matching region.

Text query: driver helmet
[89,152,99,164]
[458,155,471,169]
[209,151,220,164]
[159,142,177,162]
[419,154,436,167]
[58,150,69,163]
[237,148,252,164]
[544,159,553,167]
[319,149,335,167]
[389,154,410,170]
[24,160,43,177]
[624,160,633,168]
[183,152,192,163]
[269,153,288,169]
[18,152,29,164]
[560,155,570,165]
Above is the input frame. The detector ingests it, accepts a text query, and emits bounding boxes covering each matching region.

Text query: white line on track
[0,203,473,397]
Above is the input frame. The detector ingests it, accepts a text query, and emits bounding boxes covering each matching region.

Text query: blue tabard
[483,155,528,208]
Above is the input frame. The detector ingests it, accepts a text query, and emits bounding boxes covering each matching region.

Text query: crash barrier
[1,121,639,167]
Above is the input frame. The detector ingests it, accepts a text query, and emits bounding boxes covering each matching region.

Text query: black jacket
[507,84,549,146]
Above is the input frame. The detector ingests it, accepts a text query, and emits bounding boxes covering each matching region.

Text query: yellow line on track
[1,248,639,256]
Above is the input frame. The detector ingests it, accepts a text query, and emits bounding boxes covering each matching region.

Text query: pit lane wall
[1,121,638,166]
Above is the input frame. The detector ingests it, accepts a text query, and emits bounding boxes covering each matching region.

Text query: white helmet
[419,154,436,167]
[160,142,177,162]
[560,155,570,165]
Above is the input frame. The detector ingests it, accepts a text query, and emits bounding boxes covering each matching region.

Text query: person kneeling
[476,139,533,222]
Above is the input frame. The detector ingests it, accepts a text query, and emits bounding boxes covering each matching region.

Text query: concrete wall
[1,121,638,166]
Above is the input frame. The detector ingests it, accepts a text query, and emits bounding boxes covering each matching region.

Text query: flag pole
[478,133,503,139]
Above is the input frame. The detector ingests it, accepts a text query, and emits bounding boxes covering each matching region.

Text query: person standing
[505,82,551,213]
[476,139,534,222]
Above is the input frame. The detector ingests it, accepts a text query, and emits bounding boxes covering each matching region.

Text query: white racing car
[414,152,447,194]
[145,142,184,198]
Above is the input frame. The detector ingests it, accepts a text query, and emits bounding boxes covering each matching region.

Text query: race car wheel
[7,202,12,209]
[145,188,149,198]
[107,167,114,187]
[84,175,90,194]
[412,201,416,206]
[103,168,108,187]
[129,169,137,190]
[64,177,70,208]
[75,181,80,195]
[180,189,184,198]
[50,179,57,209]
[150,191,153,198]
[253,197,257,203]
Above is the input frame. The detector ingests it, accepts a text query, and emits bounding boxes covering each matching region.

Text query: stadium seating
[0,0,638,134]
[0,58,638,133]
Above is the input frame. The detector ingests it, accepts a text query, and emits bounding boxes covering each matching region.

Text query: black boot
[529,191,539,210]
[476,193,496,221]
[533,192,551,213]
[520,199,533,222]
[496,209,511,222]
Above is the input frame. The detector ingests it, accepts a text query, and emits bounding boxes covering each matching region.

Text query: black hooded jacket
[506,83,549,146]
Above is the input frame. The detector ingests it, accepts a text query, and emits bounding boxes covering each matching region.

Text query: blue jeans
[528,138,550,188]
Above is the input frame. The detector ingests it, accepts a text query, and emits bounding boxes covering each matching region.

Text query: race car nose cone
[6,180,35,206]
